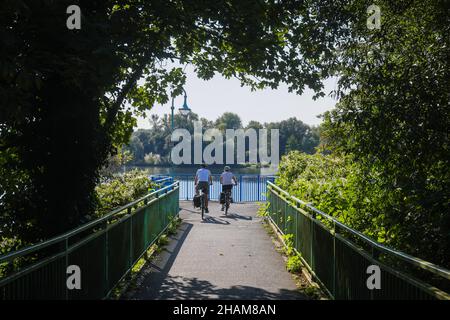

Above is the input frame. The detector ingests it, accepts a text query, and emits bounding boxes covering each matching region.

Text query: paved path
[126,201,305,300]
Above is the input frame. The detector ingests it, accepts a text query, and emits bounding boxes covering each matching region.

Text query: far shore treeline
[125,112,321,166]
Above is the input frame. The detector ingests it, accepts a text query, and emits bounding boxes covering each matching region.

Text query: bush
[276,151,449,268]
[286,255,302,273]
[0,237,24,277]
[277,152,398,251]
[95,169,156,218]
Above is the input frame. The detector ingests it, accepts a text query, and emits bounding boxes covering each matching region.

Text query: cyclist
[195,163,212,213]
[220,166,237,211]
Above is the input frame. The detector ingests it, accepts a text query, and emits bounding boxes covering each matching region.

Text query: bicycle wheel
[225,193,229,215]
[201,192,205,220]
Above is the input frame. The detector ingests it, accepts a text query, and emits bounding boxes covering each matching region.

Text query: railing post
[311,209,315,271]
[239,175,243,202]
[65,237,69,300]
[370,245,380,300]
[284,195,287,233]
[333,220,336,299]
[176,184,180,217]
[257,175,260,202]
[295,202,299,251]
[104,220,109,296]
[128,207,133,268]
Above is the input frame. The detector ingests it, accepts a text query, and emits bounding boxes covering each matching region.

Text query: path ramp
[127,201,305,300]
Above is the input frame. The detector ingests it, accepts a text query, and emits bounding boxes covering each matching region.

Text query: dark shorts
[222,184,233,193]
[196,181,210,194]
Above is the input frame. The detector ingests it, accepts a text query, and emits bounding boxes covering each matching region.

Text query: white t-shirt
[196,168,211,182]
[221,172,235,185]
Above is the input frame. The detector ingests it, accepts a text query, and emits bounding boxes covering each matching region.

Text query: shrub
[276,151,448,267]
[95,169,156,218]
[286,255,302,273]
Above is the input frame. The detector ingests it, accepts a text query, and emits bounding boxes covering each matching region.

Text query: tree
[215,112,243,132]
[127,135,145,163]
[321,0,450,266]
[246,121,263,130]
[2,0,341,241]
[265,118,318,154]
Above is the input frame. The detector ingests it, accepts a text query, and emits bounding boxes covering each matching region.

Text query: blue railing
[171,174,275,202]
[150,175,174,190]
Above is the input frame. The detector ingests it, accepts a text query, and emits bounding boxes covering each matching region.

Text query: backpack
[193,195,202,208]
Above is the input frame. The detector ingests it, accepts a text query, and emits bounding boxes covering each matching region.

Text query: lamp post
[171,88,191,131]
[169,88,191,167]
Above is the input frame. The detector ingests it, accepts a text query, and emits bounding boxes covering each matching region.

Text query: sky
[136,65,339,129]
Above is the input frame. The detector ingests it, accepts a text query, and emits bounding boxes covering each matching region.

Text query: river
[126,165,278,176]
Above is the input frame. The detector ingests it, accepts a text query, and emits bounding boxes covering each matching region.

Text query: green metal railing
[0,181,179,300]
[267,181,450,300]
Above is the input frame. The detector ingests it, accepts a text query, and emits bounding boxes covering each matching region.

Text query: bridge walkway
[125,201,305,300]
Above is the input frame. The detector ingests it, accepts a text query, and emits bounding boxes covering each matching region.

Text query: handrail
[267,181,450,280]
[151,176,173,183]
[0,181,180,264]
[171,173,276,177]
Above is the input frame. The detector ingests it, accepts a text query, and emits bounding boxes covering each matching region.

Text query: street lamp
[171,88,191,130]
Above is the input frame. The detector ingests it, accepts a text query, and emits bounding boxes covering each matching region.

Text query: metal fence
[173,174,275,202]
[267,181,450,300]
[0,182,179,300]
[150,175,174,188]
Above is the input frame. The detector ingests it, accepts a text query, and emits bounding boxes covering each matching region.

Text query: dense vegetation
[126,112,320,165]
[94,170,157,218]
[320,0,449,267]
[0,169,156,275]
[275,0,449,268]
[277,152,395,247]
[0,0,448,272]
[1,0,342,243]
[277,151,448,268]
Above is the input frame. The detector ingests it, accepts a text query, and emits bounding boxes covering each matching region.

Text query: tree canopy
[1,0,343,241]
[321,0,449,265]
[1,0,448,268]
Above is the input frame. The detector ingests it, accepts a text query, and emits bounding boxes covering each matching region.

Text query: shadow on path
[126,222,193,299]
[201,215,230,225]
[220,212,253,221]
[152,275,301,300]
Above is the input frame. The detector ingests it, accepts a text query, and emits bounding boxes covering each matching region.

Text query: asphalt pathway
[126,201,305,300]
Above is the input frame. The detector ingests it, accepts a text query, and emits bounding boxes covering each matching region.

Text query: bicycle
[195,180,211,220]
[222,183,236,215]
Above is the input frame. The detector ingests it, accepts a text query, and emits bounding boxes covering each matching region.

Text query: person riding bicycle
[220,166,237,211]
[195,163,212,213]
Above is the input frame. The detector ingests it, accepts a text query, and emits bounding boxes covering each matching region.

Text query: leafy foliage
[95,169,156,218]
[1,0,448,270]
[1,0,339,241]
[286,255,302,274]
[319,0,449,265]
[277,151,448,268]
